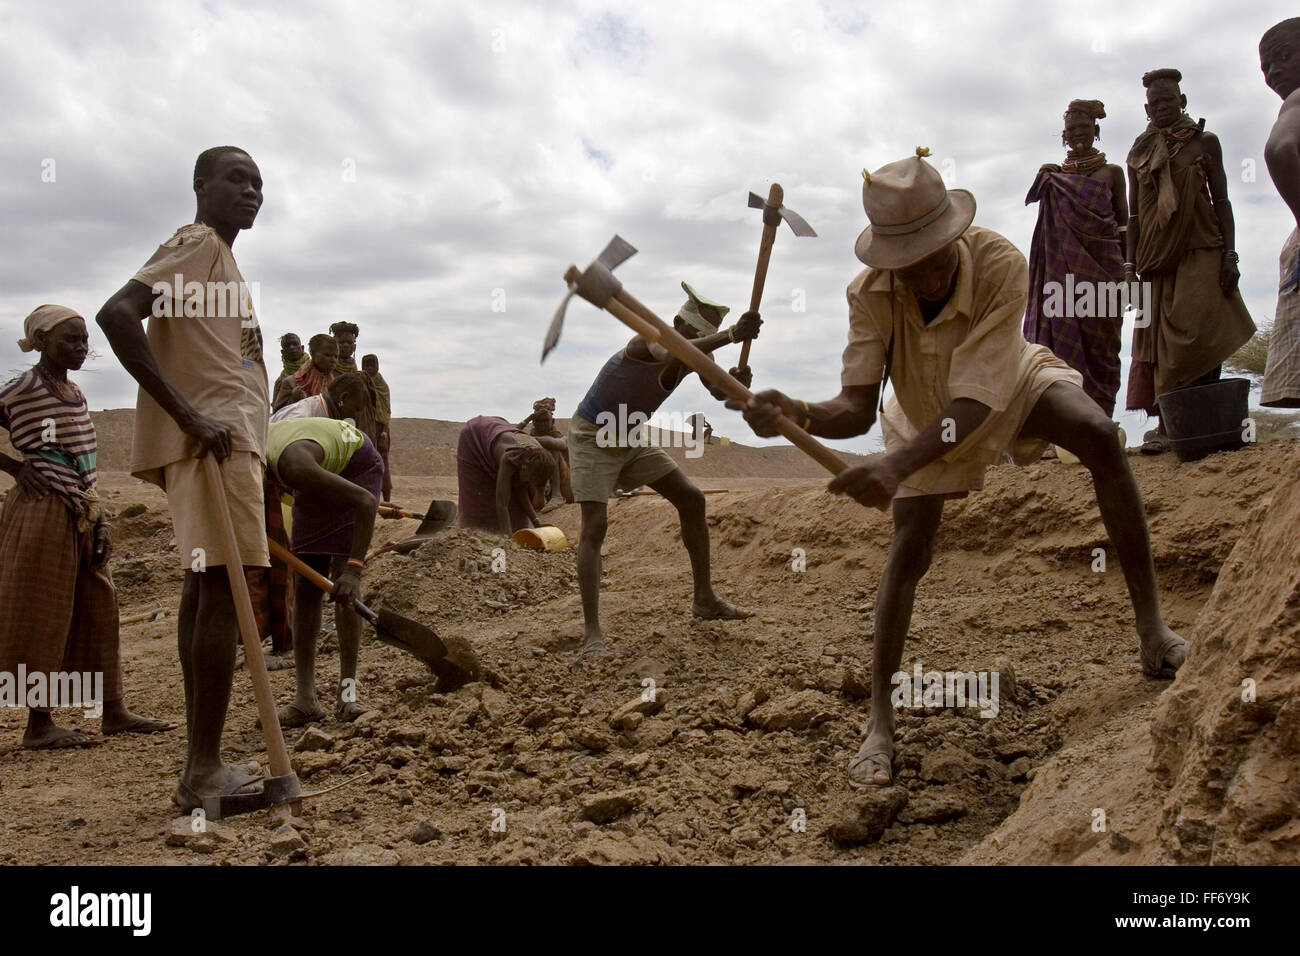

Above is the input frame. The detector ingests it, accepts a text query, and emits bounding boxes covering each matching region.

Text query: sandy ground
[0,438,1294,865]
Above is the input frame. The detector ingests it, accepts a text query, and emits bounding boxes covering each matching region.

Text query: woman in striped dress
[0,305,173,748]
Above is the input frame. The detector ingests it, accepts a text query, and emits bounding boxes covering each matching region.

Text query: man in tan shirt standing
[736,151,1186,787]
[97,146,271,809]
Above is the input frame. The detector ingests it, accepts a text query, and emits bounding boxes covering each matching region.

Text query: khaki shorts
[568,414,678,502]
[163,451,270,569]
[883,349,1083,500]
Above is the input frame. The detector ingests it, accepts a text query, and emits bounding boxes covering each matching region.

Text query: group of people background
[2,19,1299,806]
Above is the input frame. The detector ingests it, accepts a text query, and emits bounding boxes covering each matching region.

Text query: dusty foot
[263,654,295,672]
[692,597,755,621]
[101,710,176,736]
[277,702,326,728]
[174,765,263,811]
[579,631,609,663]
[335,700,370,722]
[22,726,102,750]
[1139,626,1188,679]
[847,735,895,787]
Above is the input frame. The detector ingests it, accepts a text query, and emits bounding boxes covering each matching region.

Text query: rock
[268,823,306,856]
[120,503,148,518]
[994,657,1017,701]
[1007,757,1035,780]
[479,687,510,723]
[617,712,644,732]
[410,821,443,845]
[920,743,982,783]
[385,746,417,768]
[425,729,464,753]
[318,844,401,866]
[746,690,836,732]
[636,719,676,748]
[897,788,968,824]
[730,824,764,848]
[608,691,668,728]
[817,665,871,699]
[386,725,426,747]
[568,832,683,865]
[166,817,235,851]
[295,727,337,753]
[521,704,557,729]
[734,684,770,719]
[824,788,909,844]
[571,725,616,752]
[580,789,642,824]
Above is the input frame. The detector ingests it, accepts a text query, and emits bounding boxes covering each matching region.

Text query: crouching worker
[0,306,174,748]
[735,152,1187,788]
[570,282,760,660]
[266,416,381,725]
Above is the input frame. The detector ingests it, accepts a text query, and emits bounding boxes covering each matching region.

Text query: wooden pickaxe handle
[738,182,783,372]
[201,456,298,816]
[563,266,848,477]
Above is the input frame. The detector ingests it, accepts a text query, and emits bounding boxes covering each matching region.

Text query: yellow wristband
[799,400,812,432]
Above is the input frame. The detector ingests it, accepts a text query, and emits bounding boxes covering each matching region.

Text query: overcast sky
[2,0,1296,455]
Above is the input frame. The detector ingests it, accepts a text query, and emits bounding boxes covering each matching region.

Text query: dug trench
[0,428,1294,865]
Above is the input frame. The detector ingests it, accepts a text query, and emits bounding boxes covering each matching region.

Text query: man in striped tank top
[0,305,173,748]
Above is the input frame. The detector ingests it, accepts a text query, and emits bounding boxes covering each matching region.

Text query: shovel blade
[415,500,456,535]
[374,608,482,690]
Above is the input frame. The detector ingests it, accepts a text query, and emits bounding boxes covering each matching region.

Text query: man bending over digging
[266,415,382,725]
[571,282,760,660]
[735,151,1187,787]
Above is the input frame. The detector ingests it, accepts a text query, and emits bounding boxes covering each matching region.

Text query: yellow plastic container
[513,526,569,551]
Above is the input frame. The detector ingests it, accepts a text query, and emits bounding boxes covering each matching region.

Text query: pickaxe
[543,237,850,480]
[738,184,816,375]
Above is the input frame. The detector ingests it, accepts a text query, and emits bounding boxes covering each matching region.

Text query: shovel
[267,538,482,689]
[377,499,457,535]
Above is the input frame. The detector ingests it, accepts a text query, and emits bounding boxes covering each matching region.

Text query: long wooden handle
[201,455,298,813]
[739,182,782,371]
[568,274,848,476]
[267,538,378,625]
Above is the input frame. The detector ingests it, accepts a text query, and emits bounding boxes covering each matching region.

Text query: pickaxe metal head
[748,188,817,237]
[542,235,638,362]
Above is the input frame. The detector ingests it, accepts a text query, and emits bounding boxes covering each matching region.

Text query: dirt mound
[963,445,1300,864]
[1147,449,1300,864]
[364,527,579,624]
[2,440,1297,865]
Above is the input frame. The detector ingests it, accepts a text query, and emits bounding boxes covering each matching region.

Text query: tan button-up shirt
[841,226,1081,496]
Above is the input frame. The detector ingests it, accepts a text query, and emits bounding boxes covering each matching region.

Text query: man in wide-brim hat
[734,149,1187,787]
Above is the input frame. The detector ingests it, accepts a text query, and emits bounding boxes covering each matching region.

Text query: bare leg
[288,573,326,721]
[1020,381,1186,674]
[577,500,608,657]
[649,467,752,619]
[178,570,255,793]
[330,555,366,720]
[850,494,945,786]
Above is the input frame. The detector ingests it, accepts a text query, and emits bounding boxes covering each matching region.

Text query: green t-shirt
[267,417,364,482]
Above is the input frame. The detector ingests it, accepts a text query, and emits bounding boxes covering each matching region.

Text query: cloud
[2,0,1297,459]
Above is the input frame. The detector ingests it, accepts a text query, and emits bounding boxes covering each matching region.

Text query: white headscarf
[18,304,82,352]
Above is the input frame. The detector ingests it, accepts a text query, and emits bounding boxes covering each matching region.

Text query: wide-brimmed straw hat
[854,148,976,269]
